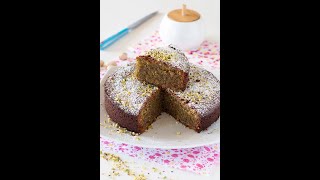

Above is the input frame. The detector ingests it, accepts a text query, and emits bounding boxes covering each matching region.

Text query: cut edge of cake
[135,45,190,91]
[135,55,189,91]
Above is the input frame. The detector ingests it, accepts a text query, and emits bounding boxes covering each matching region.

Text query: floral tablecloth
[100,31,220,175]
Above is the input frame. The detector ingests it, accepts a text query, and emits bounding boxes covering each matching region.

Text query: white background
[100,0,220,179]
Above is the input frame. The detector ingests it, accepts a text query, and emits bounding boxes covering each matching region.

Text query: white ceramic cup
[159,13,205,51]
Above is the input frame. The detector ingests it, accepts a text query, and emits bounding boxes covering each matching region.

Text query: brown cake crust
[104,63,161,133]
[104,94,140,132]
[105,88,162,133]
[197,106,220,133]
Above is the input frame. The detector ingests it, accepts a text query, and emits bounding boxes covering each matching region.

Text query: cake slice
[104,63,162,133]
[163,65,220,132]
[135,45,190,91]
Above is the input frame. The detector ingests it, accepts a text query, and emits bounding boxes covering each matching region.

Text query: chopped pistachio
[152,167,158,172]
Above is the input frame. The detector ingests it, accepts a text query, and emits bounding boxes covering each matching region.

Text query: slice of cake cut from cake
[163,65,220,133]
[135,45,190,91]
[104,63,162,133]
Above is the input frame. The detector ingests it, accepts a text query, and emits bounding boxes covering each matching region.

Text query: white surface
[100,0,220,179]
[159,12,205,51]
[100,65,220,149]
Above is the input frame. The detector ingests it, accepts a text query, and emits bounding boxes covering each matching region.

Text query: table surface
[100,0,220,179]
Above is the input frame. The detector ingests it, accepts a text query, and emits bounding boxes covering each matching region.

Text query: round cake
[104,63,220,133]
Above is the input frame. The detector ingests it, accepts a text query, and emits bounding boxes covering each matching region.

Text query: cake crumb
[176,132,181,135]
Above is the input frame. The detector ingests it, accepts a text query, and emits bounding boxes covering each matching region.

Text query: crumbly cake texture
[104,63,220,133]
[167,65,220,117]
[104,63,162,133]
[164,65,220,132]
[135,45,189,91]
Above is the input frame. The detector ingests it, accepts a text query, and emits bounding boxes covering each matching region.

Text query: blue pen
[100,11,158,50]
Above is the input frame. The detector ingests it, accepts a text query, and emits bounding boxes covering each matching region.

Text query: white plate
[100,64,220,149]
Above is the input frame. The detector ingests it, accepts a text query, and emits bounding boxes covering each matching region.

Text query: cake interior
[138,90,162,132]
[136,56,186,91]
[163,91,200,131]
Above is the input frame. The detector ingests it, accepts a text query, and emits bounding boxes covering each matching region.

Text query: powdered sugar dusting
[167,65,220,117]
[104,63,159,115]
[145,44,190,73]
